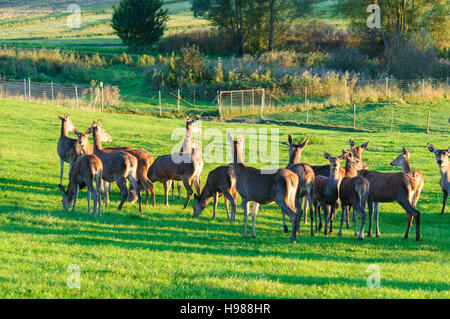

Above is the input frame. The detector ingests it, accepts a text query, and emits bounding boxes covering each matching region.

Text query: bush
[326,48,371,73]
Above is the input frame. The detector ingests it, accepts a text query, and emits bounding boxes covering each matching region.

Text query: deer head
[58,113,76,133]
[88,120,113,143]
[428,143,450,168]
[192,193,205,218]
[349,138,369,160]
[342,149,368,171]
[390,148,411,167]
[324,151,346,171]
[227,133,244,164]
[58,184,73,211]
[282,134,309,165]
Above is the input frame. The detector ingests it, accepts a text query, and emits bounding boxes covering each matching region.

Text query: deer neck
[182,131,193,154]
[329,166,341,185]
[344,160,357,178]
[439,162,449,181]
[61,121,70,137]
[401,159,413,176]
[199,188,213,209]
[92,131,103,151]
[289,150,301,165]
[231,145,246,178]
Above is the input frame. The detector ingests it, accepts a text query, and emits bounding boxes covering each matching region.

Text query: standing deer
[57,114,92,185]
[390,148,424,208]
[313,152,346,235]
[58,154,103,217]
[147,128,201,208]
[427,143,449,215]
[89,120,142,213]
[338,150,369,240]
[193,165,237,221]
[357,169,420,241]
[228,133,300,244]
[282,135,315,236]
[172,119,203,200]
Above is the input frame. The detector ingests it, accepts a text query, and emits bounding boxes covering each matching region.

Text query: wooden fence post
[306,99,309,124]
[304,86,307,107]
[260,89,265,120]
[426,109,431,134]
[28,78,31,100]
[75,86,79,109]
[177,89,180,113]
[353,103,356,129]
[159,90,162,116]
[51,81,54,101]
[218,90,222,119]
[390,108,395,132]
[24,79,27,100]
[100,81,104,111]
[385,77,389,99]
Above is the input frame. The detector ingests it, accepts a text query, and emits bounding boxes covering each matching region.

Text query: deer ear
[339,153,347,161]
[300,137,309,149]
[58,184,67,196]
[227,132,234,144]
[288,134,293,146]
[349,138,355,147]
[238,133,244,144]
[361,141,369,149]
[324,151,331,160]
[281,142,290,147]
[427,143,436,153]
[402,148,407,155]
[97,119,102,128]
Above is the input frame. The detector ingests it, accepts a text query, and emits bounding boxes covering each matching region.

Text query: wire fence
[0,77,448,133]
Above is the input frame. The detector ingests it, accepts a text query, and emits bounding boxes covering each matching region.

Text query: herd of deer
[57,113,449,244]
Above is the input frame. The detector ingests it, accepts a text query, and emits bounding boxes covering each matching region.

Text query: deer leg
[212,192,218,220]
[116,177,128,211]
[308,190,314,236]
[223,190,236,222]
[367,200,374,237]
[194,177,201,197]
[87,180,96,216]
[178,181,182,201]
[338,205,346,237]
[398,196,421,241]
[318,204,323,231]
[224,195,230,221]
[87,189,91,215]
[353,206,358,237]
[170,180,174,200]
[95,176,101,217]
[282,211,288,233]
[352,200,366,240]
[59,158,64,185]
[251,202,259,238]
[323,203,330,235]
[276,200,298,244]
[129,176,142,213]
[242,200,250,238]
[404,213,413,240]
[182,179,193,209]
[374,202,380,237]
[441,190,448,215]
[72,184,79,212]
[163,181,170,206]
[346,206,351,228]
[303,199,308,224]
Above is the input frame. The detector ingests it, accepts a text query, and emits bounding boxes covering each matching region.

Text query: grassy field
[0,99,448,298]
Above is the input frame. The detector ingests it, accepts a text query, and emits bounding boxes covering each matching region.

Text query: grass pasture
[0,99,449,298]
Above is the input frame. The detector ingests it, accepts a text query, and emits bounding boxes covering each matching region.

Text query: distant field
[0,99,448,298]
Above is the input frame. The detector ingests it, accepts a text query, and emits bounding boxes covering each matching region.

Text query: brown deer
[357,169,420,241]
[427,143,449,215]
[57,114,92,185]
[282,135,315,236]
[147,130,200,208]
[313,151,346,235]
[228,133,300,244]
[58,154,103,217]
[337,150,369,240]
[103,147,155,207]
[172,119,203,200]
[390,148,424,208]
[89,120,142,213]
[193,165,237,221]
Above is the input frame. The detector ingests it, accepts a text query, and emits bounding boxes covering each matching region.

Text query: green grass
[0,99,448,298]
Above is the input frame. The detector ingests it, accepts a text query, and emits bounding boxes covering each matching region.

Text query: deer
[58,154,103,217]
[88,120,142,213]
[357,169,421,241]
[103,147,155,207]
[193,165,237,221]
[227,133,300,244]
[172,119,203,200]
[337,150,369,240]
[57,114,92,185]
[313,151,346,235]
[427,143,449,215]
[147,128,201,209]
[390,148,424,208]
[281,135,315,236]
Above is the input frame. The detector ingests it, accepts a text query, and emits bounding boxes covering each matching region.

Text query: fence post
[218,90,222,119]
[446,77,448,96]
[241,91,244,113]
[260,89,265,120]
[426,108,431,134]
[353,103,356,129]
[422,79,425,99]
[304,86,307,107]
[159,90,162,116]
[306,99,309,124]
[28,78,31,100]
[75,86,79,109]
[193,88,196,106]
[23,79,27,100]
[344,80,347,104]
[51,81,54,101]
[100,81,104,111]
[177,89,180,113]
[390,108,395,132]
[252,90,255,108]
[385,77,389,99]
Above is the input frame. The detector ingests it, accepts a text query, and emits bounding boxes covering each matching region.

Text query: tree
[191,0,314,54]
[337,0,449,51]
[112,0,169,50]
